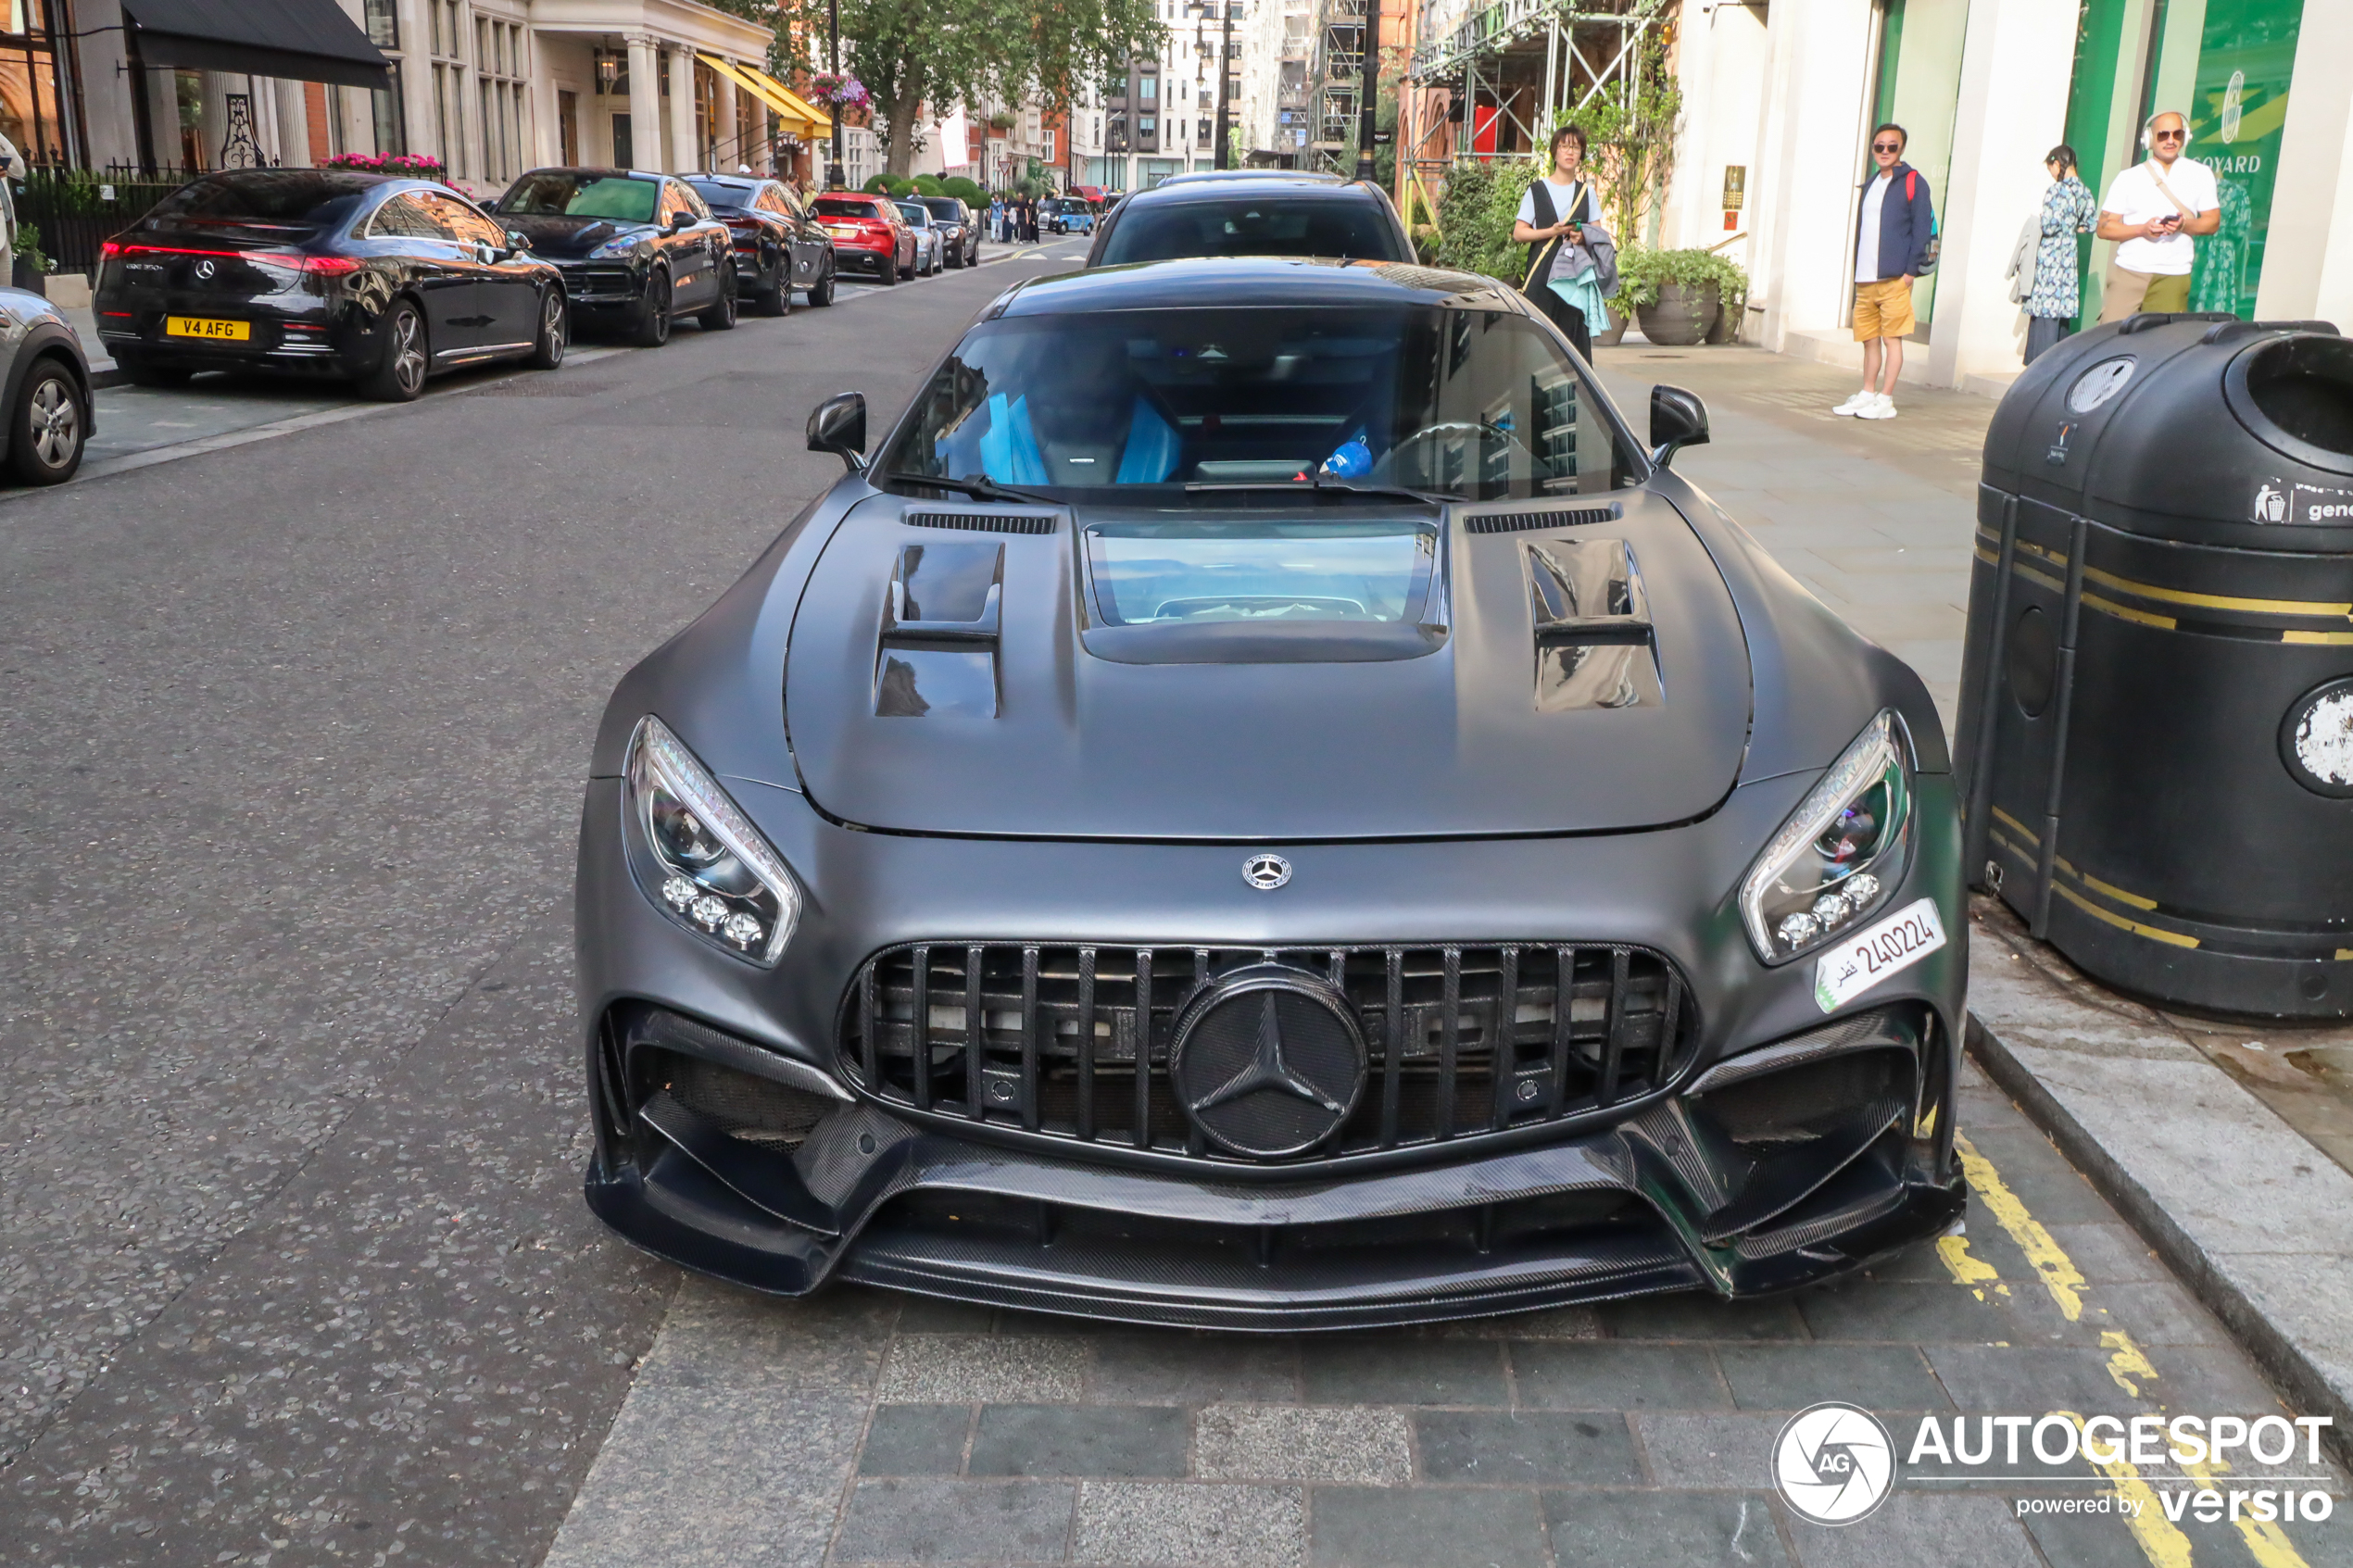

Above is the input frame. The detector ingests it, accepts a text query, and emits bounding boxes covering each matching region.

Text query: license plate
[166,316,249,342]
[824,225,857,239]
[1813,897,1947,1013]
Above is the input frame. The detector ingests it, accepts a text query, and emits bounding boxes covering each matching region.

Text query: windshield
[896,203,929,225]
[922,199,962,221]
[686,178,754,210]
[813,197,882,220]
[884,305,1636,502]
[146,171,376,227]
[496,173,659,224]
[1098,197,1405,265]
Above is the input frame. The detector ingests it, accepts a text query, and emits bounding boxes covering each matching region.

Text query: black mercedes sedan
[685,174,837,312]
[492,169,736,345]
[574,257,1964,1330]
[912,195,979,268]
[94,169,565,400]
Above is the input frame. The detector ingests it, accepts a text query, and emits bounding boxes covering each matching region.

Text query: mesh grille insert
[905,511,1057,534]
[1464,505,1623,534]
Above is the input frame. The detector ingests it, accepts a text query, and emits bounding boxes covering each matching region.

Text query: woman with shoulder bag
[1512,124,1614,364]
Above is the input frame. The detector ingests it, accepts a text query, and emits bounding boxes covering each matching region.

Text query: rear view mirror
[808,391,867,473]
[669,210,695,232]
[1649,384,1710,468]
[506,231,530,254]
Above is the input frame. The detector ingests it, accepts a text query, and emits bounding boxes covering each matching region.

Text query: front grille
[838,942,1697,1166]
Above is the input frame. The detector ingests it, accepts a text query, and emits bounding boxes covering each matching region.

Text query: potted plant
[12,221,50,295]
[1613,247,1748,346]
[808,72,868,110]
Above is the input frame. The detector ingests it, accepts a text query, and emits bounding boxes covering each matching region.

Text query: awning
[123,0,391,91]
[696,54,827,140]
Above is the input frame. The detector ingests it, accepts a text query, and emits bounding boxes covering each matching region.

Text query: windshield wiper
[881,471,1056,507]
[1184,477,1458,506]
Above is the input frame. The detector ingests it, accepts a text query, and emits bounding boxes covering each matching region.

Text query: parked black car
[492,169,736,346]
[685,174,837,312]
[1083,173,1413,267]
[912,195,979,268]
[574,257,1964,1328]
[94,169,566,401]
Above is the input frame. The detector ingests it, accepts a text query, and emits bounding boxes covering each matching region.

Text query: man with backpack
[1833,122,1937,421]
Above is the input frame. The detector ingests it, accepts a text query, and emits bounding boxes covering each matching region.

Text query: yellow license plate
[824,225,857,239]
[165,316,249,342]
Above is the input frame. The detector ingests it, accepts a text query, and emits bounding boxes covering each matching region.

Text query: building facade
[1080,1,1261,192]
[1665,0,2352,392]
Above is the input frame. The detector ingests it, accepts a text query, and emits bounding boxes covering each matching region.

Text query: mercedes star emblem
[194,258,216,281]
[1168,967,1365,1158]
[1242,853,1291,890]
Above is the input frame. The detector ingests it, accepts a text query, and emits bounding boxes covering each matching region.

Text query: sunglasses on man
[1872,141,1902,154]
[2153,127,2186,142]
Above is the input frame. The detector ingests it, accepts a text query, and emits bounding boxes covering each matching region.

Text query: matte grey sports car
[575,257,1966,1329]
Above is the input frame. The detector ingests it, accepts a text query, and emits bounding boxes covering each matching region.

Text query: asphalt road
[0,239,1088,1566]
[6,242,2347,1568]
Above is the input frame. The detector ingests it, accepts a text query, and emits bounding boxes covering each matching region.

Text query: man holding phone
[2095,109,2219,321]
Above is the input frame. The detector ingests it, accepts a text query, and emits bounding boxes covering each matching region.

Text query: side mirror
[1649,384,1710,468]
[808,391,867,473]
[506,230,530,255]
[668,210,695,232]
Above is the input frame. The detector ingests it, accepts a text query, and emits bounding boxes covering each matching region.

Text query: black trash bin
[1957,313,2353,1018]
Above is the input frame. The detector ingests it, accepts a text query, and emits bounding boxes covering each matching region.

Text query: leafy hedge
[941,176,986,205]
[1428,158,1537,284]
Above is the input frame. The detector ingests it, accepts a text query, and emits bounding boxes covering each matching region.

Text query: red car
[810,192,915,284]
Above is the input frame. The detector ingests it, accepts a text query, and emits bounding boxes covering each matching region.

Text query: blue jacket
[1858,162,1936,280]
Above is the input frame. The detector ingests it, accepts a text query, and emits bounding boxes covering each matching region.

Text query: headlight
[1739,711,1913,963]
[590,236,645,259]
[623,717,801,965]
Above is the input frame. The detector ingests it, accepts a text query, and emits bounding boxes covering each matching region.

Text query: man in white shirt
[2095,110,2219,321]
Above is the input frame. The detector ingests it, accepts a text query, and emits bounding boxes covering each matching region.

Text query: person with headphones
[2095,109,2220,321]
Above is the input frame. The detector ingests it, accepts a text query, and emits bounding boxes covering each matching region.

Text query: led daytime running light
[1739,712,1910,962]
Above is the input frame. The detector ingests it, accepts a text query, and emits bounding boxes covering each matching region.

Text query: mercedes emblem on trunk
[1169,966,1365,1158]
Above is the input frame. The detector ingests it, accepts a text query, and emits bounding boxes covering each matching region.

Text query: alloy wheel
[391,311,426,396]
[28,375,78,468]
[541,292,566,364]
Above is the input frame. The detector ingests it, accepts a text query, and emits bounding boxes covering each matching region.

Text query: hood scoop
[1466,503,1624,533]
[1526,539,1660,712]
[907,509,1057,534]
[875,540,1003,719]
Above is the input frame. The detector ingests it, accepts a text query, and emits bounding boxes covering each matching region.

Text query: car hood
[782,491,1753,840]
[501,213,649,257]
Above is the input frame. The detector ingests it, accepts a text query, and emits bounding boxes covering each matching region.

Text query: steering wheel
[1383,420,1544,485]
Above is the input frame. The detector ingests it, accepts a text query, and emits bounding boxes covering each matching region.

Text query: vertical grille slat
[844,938,1696,1165]
[1133,949,1154,1150]
[1076,947,1098,1141]
[1019,945,1041,1132]
[910,945,933,1112]
[1436,947,1461,1140]
[1380,947,1404,1148]
[963,944,985,1121]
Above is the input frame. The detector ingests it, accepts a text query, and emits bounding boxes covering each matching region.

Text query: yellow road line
[2065,1412,2197,1568]
[2183,1458,2314,1568]
[1955,1131,2090,1321]
[2102,1329,2159,1397]
[1935,1233,2009,1300]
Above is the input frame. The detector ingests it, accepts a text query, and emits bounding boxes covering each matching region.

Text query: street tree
[765,0,1162,180]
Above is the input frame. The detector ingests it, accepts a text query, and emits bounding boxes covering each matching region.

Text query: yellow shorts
[1852,276,1917,341]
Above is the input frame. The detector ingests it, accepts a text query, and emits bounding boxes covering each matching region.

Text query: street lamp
[827,0,845,189]
[1187,0,1233,170]
[1353,0,1378,183]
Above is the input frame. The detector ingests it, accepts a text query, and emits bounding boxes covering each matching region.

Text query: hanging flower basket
[808,72,869,109]
[322,152,449,181]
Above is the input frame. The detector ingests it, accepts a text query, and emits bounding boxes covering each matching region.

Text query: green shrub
[1609,246,1749,313]
[911,174,946,197]
[860,174,891,194]
[1429,158,1538,284]
[941,175,986,205]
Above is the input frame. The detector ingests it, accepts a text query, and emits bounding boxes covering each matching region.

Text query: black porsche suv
[492,169,737,346]
[94,168,566,400]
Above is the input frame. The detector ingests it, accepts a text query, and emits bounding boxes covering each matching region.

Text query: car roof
[992,255,1521,316]
[515,167,666,182]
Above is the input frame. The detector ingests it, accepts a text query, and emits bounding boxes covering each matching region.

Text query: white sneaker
[1831,389,1875,416]
[1856,394,1898,420]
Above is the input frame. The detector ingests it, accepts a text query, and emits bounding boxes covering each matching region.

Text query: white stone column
[627,35,661,169]
[668,47,698,171]
[1743,0,1877,356]
[2256,0,2353,327]
[1927,0,2079,393]
[399,0,434,158]
[275,79,313,167]
[76,0,140,168]
[712,71,738,169]
[530,32,560,166]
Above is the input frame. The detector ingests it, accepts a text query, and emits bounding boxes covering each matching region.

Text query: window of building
[372,63,407,157]
[1139,76,1157,102]
[1139,116,1156,136]
[363,0,399,49]
[1199,119,1212,143]
[475,17,526,184]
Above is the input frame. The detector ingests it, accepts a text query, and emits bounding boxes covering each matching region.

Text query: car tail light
[294,255,362,277]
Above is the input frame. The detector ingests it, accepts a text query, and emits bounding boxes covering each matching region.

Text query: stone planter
[1592,303,1629,349]
[10,257,44,297]
[1705,295,1744,345]
[1635,281,1718,346]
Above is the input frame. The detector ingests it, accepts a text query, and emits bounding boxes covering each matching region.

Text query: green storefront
[2064,0,2307,322]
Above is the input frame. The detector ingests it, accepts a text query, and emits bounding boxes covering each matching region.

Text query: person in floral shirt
[2023,145,2098,364]
[2026,144,2098,364]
